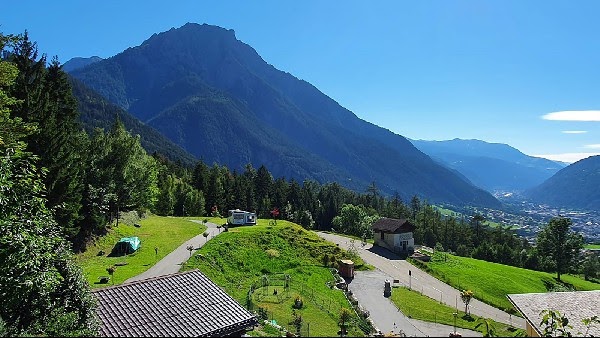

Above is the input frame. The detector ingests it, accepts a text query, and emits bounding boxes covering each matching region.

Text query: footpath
[124,220,221,283]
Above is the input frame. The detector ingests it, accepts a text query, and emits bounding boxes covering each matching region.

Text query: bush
[292,295,303,309]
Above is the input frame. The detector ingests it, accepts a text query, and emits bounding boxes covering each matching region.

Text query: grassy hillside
[183,220,371,337]
[411,252,600,312]
[390,287,524,337]
[76,215,206,287]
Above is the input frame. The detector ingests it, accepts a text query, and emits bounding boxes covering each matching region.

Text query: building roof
[92,270,257,337]
[507,291,600,337]
[372,217,416,233]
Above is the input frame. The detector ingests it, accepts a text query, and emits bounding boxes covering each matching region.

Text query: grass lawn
[411,252,600,312]
[584,244,600,249]
[76,215,207,287]
[250,266,362,337]
[183,220,371,337]
[390,286,525,337]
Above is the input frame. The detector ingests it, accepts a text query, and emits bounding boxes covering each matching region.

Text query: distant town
[441,193,600,245]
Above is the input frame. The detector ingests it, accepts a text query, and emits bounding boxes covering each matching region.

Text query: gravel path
[124,220,222,283]
[316,232,525,329]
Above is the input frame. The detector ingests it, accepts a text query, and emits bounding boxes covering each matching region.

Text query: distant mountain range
[410,138,566,192]
[62,56,103,73]
[525,155,600,210]
[67,23,500,208]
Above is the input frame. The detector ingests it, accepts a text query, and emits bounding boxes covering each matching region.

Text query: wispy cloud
[584,144,600,149]
[562,130,588,134]
[534,152,600,163]
[542,110,600,121]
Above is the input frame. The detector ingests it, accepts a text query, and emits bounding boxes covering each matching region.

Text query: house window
[380,232,384,240]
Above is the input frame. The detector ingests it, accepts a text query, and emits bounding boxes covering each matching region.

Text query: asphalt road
[350,269,482,337]
[316,232,525,330]
[124,220,222,283]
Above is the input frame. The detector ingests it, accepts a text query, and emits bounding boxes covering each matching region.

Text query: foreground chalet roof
[507,291,600,337]
[372,217,416,233]
[93,270,257,337]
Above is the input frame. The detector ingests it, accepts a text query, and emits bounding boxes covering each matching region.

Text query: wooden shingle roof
[92,270,257,337]
[372,217,416,233]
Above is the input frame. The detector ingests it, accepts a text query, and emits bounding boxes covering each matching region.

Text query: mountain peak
[142,23,237,47]
[70,24,501,208]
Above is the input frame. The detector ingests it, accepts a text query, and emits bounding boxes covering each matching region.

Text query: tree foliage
[536,217,583,281]
[9,32,86,239]
[0,33,98,335]
[460,289,474,315]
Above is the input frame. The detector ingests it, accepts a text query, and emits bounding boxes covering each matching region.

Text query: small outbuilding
[338,259,355,279]
[372,217,415,254]
[114,236,141,255]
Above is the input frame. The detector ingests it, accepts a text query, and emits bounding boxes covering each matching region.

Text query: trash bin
[384,279,392,297]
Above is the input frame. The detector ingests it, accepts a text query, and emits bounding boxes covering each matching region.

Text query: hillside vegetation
[70,22,500,208]
[76,215,205,286]
[390,287,522,337]
[411,251,600,311]
[526,155,600,210]
[183,220,371,337]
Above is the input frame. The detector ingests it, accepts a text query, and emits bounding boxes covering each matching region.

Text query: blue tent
[115,236,141,254]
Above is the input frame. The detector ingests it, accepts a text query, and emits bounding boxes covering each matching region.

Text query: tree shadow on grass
[462,314,475,322]
[542,277,576,292]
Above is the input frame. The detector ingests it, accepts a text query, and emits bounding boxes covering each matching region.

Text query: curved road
[350,269,482,337]
[316,232,525,330]
[124,220,221,283]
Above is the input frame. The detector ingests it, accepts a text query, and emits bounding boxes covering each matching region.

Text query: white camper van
[227,209,257,226]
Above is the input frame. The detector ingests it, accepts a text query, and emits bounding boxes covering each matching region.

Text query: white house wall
[375,231,414,253]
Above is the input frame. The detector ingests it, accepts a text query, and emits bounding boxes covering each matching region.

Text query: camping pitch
[114,237,141,255]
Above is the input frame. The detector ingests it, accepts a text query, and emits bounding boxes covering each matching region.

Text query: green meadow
[390,286,524,337]
[183,220,372,337]
[76,215,207,287]
[411,252,600,312]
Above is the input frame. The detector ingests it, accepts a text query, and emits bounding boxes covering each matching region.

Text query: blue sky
[2,0,600,162]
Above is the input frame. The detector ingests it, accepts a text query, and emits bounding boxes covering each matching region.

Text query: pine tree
[0,37,98,335]
[8,33,85,239]
[255,165,273,217]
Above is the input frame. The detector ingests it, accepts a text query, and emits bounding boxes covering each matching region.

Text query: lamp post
[409,270,412,290]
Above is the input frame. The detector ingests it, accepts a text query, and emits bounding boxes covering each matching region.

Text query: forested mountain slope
[69,76,197,166]
[70,23,500,208]
[526,155,600,210]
